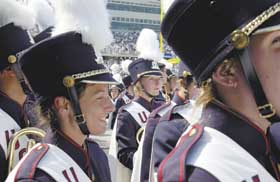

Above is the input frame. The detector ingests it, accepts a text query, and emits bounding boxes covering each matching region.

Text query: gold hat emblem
[230,30,249,50]
[63,76,75,88]
[151,61,159,70]
[8,55,17,64]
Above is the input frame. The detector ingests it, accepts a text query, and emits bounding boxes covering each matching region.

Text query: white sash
[109,119,132,182]
[122,101,150,127]
[0,109,29,168]
[37,144,91,182]
[130,129,146,182]
[6,143,91,182]
[108,101,150,182]
[132,102,175,182]
[184,126,277,182]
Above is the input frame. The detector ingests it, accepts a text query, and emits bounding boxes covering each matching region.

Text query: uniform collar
[55,130,92,177]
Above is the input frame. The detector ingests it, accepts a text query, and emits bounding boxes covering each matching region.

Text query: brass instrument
[136,127,144,145]
[7,127,46,173]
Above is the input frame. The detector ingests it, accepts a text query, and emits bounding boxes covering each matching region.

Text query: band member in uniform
[0,0,37,180]
[151,63,201,181]
[109,59,134,129]
[108,28,164,182]
[6,0,116,181]
[136,61,197,182]
[159,0,280,181]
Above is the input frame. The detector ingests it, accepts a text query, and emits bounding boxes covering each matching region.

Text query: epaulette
[15,143,49,180]
[157,124,204,182]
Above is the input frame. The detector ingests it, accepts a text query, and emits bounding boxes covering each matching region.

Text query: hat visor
[140,71,163,78]
[80,73,119,85]
[254,13,280,35]
[133,71,163,85]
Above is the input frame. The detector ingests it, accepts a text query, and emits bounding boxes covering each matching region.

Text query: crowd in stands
[102,30,173,56]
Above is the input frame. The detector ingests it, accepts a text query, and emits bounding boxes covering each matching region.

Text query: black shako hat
[20,31,118,98]
[161,0,280,83]
[0,23,34,71]
[122,74,133,88]
[166,69,176,80]
[34,26,54,43]
[128,58,162,84]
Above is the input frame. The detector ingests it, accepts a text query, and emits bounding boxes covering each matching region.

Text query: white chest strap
[37,144,91,182]
[184,127,277,182]
[0,108,28,167]
[108,115,132,182]
[6,143,91,182]
[123,101,150,127]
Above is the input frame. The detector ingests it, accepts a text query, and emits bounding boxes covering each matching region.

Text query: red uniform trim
[14,143,49,182]
[158,124,203,182]
[179,124,203,182]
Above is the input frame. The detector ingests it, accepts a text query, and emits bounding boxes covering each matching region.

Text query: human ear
[212,61,238,88]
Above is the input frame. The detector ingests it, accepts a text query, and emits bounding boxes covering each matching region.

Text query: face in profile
[249,30,280,116]
[79,84,114,135]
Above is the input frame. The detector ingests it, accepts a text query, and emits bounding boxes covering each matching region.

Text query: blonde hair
[133,81,143,97]
[196,58,238,107]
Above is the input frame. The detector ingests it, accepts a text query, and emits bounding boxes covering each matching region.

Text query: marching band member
[137,62,198,182]
[6,0,116,181]
[109,59,134,129]
[0,0,36,180]
[109,28,164,182]
[159,0,280,181]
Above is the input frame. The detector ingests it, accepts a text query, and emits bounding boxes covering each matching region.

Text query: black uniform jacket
[139,94,187,181]
[116,96,163,170]
[109,92,133,129]
[157,100,280,182]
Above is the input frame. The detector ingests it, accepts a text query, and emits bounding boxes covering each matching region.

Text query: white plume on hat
[0,0,35,29]
[27,0,55,31]
[159,58,173,70]
[136,28,163,62]
[52,0,113,53]
[110,63,122,75]
[121,59,132,74]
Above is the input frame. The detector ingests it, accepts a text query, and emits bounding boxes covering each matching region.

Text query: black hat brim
[133,71,162,84]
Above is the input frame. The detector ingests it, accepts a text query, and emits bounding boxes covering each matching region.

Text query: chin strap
[63,76,90,135]
[8,55,34,96]
[238,48,279,123]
